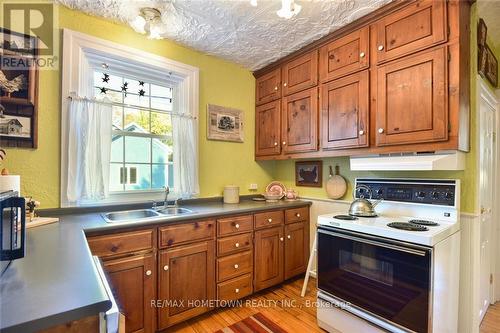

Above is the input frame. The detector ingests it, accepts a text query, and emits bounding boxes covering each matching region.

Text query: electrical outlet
[249,183,258,190]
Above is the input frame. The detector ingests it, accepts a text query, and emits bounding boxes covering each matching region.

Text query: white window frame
[60,29,199,207]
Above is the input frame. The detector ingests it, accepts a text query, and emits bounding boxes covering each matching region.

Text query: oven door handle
[318,229,429,257]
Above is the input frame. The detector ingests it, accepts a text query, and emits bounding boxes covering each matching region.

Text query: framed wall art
[207,104,244,143]
[478,18,487,47]
[295,160,322,187]
[485,44,498,88]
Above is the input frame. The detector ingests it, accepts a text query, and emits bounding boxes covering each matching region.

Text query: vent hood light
[350,151,466,171]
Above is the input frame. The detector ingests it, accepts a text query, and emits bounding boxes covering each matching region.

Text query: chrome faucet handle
[164,186,170,194]
[152,201,157,209]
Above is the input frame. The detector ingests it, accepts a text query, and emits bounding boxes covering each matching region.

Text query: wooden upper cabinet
[319,26,369,83]
[254,226,284,291]
[282,87,318,154]
[321,70,369,150]
[255,100,281,156]
[103,253,156,333]
[284,221,309,280]
[376,47,448,146]
[374,0,447,63]
[256,68,281,105]
[282,50,318,96]
[158,241,215,329]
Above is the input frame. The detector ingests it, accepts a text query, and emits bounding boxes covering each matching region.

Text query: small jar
[223,185,240,204]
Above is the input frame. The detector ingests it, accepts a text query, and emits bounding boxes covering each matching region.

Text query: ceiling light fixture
[130,7,165,39]
[277,0,301,19]
[250,0,258,7]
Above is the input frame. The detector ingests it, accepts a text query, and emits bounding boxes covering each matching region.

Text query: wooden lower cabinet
[254,226,284,291]
[157,241,215,330]
[103,253,156,333]
[284,222,309,279]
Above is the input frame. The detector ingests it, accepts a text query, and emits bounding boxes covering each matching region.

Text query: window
[92,71,174,192]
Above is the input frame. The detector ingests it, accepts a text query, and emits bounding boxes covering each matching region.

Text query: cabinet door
[321,70,369,149]
[281,87,318,154]
[376,47,448,146]
[254,226,284,291]
[375,0,446,63]
[284,222,309,280]
[282,50,318,96]
[255,100,281,156]
[319,26,369,83]
[158,241,215,329]
[103,253,155,333]
[256,68,281,105]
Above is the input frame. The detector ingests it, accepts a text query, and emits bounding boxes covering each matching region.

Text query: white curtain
[172,85,199,199]
[66,98,112,203]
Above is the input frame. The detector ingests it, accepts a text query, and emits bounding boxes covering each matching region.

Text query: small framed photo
[0,54,37,106]
[0,114,32,140]
[207,104,244,142]
[295,160,322,187]
[485,44,498,88]
[478,18,487,47]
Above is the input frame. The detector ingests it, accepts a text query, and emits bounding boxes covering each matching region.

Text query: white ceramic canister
[223,185,240,204]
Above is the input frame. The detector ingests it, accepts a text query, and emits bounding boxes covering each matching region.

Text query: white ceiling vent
[350,151,466,171]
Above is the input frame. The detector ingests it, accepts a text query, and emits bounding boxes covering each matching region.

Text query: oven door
[317,226,432,333]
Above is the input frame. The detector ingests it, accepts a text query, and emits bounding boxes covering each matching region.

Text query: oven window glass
[318,228,431,333]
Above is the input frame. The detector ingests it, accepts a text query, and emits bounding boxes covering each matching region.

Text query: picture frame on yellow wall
[207,104,244,143]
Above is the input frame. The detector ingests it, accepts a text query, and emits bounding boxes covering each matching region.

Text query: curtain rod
[67,94,197,120]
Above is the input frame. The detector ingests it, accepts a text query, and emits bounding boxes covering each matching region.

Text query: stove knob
[416,191,426,198]
[445,192,453,199]
[376,189,383,195]
[431,191,439,199]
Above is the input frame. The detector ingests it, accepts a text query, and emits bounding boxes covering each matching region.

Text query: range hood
[350,151,466,171]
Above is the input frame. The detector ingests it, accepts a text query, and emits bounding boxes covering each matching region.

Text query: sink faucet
[163,186,170,209]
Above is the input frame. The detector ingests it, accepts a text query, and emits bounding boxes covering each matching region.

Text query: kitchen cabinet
[319,26,369,82]
[254,226,284,291]
[255,100,281,157]
[103,253,156,333]
[256,68,281,105]
[374,0,447,64]
[158,241,215,329]
[282,87,319,154]
[282,50,318,96]
[284,221,309,279]
[321,70,369,149]
[376,47,448,146]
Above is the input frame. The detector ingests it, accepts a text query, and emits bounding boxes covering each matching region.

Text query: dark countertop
[0,198,310,332]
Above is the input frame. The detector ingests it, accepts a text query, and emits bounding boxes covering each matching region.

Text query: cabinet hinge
[490,274,494,284]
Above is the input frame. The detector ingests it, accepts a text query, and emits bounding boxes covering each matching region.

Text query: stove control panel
[355,179,457,206]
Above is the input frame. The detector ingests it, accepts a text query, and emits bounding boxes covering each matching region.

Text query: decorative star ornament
[138,89,146,97]
[100,87,107,94]
[102,73,110,83]
[139,81,145,86]
[121,82,128,92]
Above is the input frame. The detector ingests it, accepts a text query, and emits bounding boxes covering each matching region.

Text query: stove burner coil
[333,215,358,221]
[387,222,428,231]
[409,219,439,226]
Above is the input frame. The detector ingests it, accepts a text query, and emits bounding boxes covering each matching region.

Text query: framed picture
[485,44,498,88]
[207,104,244,142]
[0,114,32,140]
[295,161,322,187]
[0,54,37,106]
[478,18,487,47]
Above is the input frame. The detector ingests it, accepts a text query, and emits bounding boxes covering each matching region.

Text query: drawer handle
[280,237,284,242]
[235,242,240,248]
[234,264,239,269]
[282,141,286,145]
[359,130,364,135]
[378,45,384,51]
[235,223,240,229]
[283,82,287,87]
[296,213,301,218]
[235,288,240,293]
[268,218,273,223]
[360,52,365,58]
[163,265,169,271]
[146,270,152,276]
[274,142,278,146]
[287,235,291,239]
[274,86,278,91]
[378,128,384,134]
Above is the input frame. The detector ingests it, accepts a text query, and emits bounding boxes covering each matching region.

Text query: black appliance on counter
[1,191,26,275]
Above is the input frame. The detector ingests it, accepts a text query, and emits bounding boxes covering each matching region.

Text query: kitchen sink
[102,207,195,223]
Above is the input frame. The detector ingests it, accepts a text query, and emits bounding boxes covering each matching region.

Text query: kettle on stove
[348,184,382,217]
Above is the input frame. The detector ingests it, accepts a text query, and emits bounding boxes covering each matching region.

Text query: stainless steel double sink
[102,207,194,223]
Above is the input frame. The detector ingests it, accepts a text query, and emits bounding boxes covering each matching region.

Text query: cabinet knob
[235,288,240,293]
[146,270,152,276]
[282,141,286,145]
[378,128,384,134]
[235,223,240,229]
[359,130,364,135]
[287,235,291,239]
[235,242,240,248]
[163,265,169,271]
[268,218,273,223]
[274,142,278,146]
[378,45,384,51]
[283,82,287,87]
[296,213,301,218]
[280,237,284,242]
[234,264,239,269]
[360,52,365,58]
[274,86,278,91]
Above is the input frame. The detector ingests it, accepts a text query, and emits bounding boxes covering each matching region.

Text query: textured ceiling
[57,0,391,70]
[478,1,500,51]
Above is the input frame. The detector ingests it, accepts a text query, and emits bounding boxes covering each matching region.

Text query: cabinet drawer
[217,233,252,256]
[254,210,284,229]
[217,273,253,301]
[217,215,253,237]
[88,229,154,257]
[159,220,215,248]
[285,207,309,224]
[217,250,253,282]
[256,68,281,105]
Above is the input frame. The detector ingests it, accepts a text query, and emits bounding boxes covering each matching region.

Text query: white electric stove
[316,178,461,333]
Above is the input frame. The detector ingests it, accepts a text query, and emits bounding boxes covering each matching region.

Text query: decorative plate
[265,181,287,196]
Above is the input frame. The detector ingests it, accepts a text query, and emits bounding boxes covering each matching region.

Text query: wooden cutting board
[326,165,347,199]
[26,217,59,229]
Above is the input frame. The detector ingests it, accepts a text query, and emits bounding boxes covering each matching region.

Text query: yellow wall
[2,6,274,208]
[274,4,482,214]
